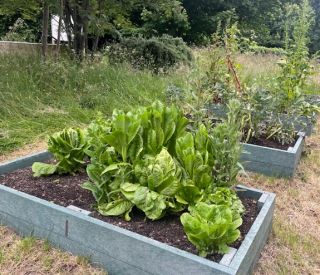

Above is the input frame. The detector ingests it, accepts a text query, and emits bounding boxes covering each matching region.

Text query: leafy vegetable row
[32,100,245,257]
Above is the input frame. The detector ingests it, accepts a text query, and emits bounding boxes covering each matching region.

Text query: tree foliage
[0,0,319,53]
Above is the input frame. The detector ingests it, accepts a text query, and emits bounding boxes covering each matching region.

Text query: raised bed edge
[240,132,305,177]
[208,103,317,136]
[0,152,276,275]
[0,151,52,174]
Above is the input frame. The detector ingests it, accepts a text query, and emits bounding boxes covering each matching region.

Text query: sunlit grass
[0,54,188,155]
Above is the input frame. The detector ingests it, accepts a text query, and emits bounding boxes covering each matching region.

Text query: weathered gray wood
[230,192,275,275]
[0,152,276,275]
[240,132,305,177]
[208,103,317,136]
[220,248,238,266]
[0,151,52,174]
[241,143,296,167]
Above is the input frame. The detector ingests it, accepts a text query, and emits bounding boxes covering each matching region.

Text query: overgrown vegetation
[170,1,320,147]
[0,54,186,155]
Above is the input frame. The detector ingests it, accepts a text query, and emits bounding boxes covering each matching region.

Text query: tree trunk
[81,0,90,59]
[91,0,104,59]
[64,1,73,50]
[41,0,49,61]
[56,0,64,59]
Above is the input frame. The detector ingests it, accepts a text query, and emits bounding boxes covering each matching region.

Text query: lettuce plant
[180,202,242,257]
[32,128,89,177]
[140,101,188,156]
[175,129,212,206]
[81,102,188,220]
[32,101,246,255]
[206,187,245,218]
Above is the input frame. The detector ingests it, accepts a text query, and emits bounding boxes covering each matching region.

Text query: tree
[309,0,320,53]
[41,0,49,60]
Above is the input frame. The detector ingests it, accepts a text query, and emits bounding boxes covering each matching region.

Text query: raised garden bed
[241,132,305,177]
[208,104,307,177]
[209,104,316,136]
[0,152,276,275]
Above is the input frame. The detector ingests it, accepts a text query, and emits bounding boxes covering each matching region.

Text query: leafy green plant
[32,101,245,253]
[276,0,315,112]
[181,202,242,257]
[32,128,89,177]
[122,148,183,220]
[82,101,244,224]
[174,125,214,205]
[82,102,189,220]
[209,100,242,187]
[206,187,245,218]
[140,101,189,156]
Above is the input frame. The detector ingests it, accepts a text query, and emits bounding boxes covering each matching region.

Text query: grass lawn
[0,52,320,274]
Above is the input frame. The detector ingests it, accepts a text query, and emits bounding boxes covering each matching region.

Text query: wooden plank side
[0,184,233,275]
[0,151,52,174]
[230,193,276,275]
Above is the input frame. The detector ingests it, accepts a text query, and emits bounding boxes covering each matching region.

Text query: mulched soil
[0,167,259,263]
[247,135,297,150]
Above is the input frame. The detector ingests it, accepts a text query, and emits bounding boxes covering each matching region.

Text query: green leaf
[101,163,122,175]
[128,134,143,162]
[81,181,104,204]
[40,128,89,176]
[176,184,202,205]
[98,199,133,217]
[32,162,57,177]
[121,182,167,220]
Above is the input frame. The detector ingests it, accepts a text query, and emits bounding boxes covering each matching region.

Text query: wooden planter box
[209,104,316,136]
[241,132,305,177]
[0,152,276,275]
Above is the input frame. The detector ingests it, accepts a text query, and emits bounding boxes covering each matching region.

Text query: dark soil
[0,167,259,263]
[247,135,297,150]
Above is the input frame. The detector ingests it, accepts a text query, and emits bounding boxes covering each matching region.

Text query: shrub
[1,18,37,42]
[107,35,193,72]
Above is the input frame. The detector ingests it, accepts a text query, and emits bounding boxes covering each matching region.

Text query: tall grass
[193,48,320,94]
[0,55,187,154]
[1,49,319,155]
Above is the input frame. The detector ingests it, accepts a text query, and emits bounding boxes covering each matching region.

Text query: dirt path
[0,140,47,163]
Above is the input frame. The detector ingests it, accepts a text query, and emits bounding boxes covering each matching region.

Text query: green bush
[107,35,193,72]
